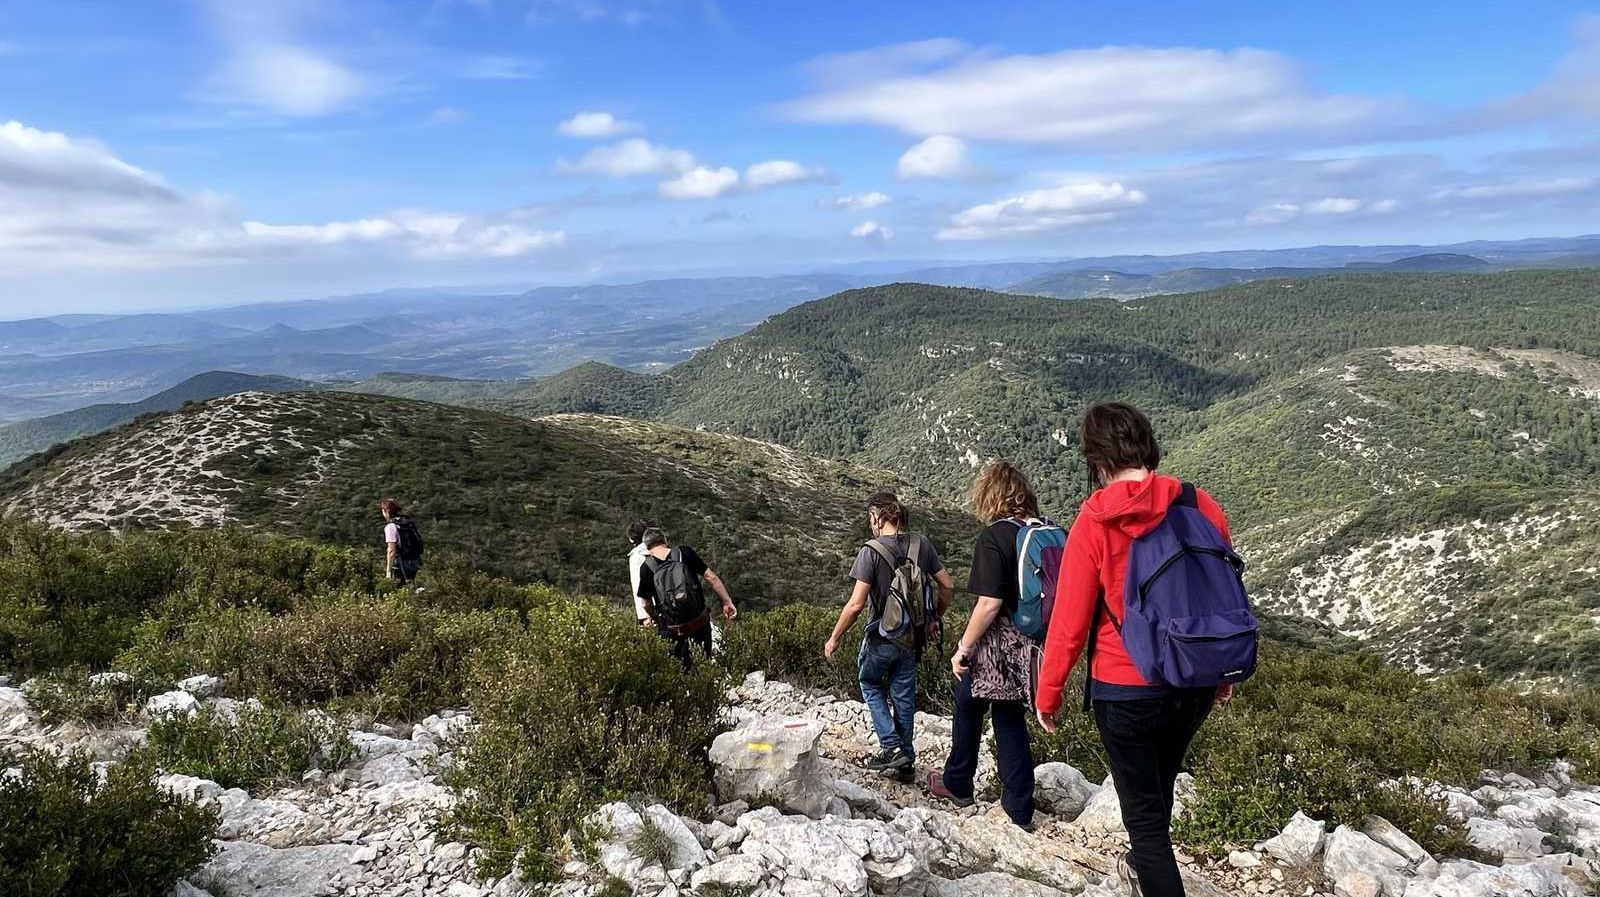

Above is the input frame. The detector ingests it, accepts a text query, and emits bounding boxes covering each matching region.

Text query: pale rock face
[710,716,837,819]
[643,804,710,871]
[145,689,200,718]
[1264,811,1328,866]
[1033,763,1100,820]
[0,686,34,736]
[932,871,1072,897]
[1362,815,1441,877]
[736,806,926,897]
[1465,817,1550,860]
[1324,825,1411,897]
[90,671,133,688]
[1074,773,1191,833]
[179,674,224,698]
[1401,857,1588,897]
[193,841,359,897]
[690,854,767,891]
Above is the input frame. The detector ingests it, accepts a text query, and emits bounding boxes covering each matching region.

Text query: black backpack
[394,516,424,562]
[646,548,707,626]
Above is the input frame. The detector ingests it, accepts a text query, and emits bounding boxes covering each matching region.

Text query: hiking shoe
[893,765,916,785]
[1116,851,1142,897]
[865,748,912,772]
[925,772,975,808]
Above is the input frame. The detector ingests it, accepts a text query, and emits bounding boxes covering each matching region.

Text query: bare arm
[825,580,872,658]
[703,568,737,619]
[952,596,1004,677]
[385,542,397,578]
[933,570,956,617]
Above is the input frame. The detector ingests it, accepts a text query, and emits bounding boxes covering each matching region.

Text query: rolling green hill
[1007,254,1493,300]
[0,371,310,469]
[341,362,669,418]
[0,390,973,607]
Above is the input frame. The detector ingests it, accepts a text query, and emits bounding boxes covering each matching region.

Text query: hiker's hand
[926,620,941,641]
[1214,684,1236,707]
[950,647,970,679]
[824,637,839,659]
[722,601,738,621]
[1037,707,1059,733]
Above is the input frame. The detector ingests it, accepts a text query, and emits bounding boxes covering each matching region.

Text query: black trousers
[1094,689,1217,897]
[664,624,713,669]
[943,673,1035,825]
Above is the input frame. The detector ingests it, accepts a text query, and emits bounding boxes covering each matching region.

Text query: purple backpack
[1116,484,1258,688]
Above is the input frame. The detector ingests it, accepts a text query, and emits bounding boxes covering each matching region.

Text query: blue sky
[1,0,1598,313]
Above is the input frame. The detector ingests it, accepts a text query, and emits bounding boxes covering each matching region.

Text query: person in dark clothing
[824,492,955,781]
[636,528,737,667]
[925,461,1040,830]
[1036,403,1236,897]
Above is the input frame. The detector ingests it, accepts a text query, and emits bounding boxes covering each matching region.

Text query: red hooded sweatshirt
[1034,472,1231,716]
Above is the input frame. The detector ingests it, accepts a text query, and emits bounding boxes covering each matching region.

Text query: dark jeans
[1094,689,1217,897]
[389,558,421,584]
[943,672,1035,825]
[663,624,713,669]
[858,639,918,758]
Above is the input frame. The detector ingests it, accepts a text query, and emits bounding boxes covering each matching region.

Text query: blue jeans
[858,639,918,758]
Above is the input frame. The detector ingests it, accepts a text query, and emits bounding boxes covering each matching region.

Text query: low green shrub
[0,749,218,897]
[21,666,146,726]
[142,704,356,790]
[719,602,971,713]
[1173,645,1600,854]
[441,599,725,883]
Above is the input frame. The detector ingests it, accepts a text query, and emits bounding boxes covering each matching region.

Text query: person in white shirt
[627,521,653,626]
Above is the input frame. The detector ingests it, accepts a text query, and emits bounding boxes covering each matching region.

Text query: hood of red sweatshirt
[1082,472,1184,539]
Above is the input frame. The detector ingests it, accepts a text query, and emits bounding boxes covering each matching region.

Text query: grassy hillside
[0,371,310,469]
[0,390,973,607]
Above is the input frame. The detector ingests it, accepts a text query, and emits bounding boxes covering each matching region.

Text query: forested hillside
[0,391,973,607]
[644,270,1600,684]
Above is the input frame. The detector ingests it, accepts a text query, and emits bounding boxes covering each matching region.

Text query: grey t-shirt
[850,533,946,641]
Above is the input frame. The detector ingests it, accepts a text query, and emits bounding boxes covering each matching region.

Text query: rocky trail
[3,670,1598,897]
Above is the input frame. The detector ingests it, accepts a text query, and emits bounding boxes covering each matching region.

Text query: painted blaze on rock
[710,716,835,819]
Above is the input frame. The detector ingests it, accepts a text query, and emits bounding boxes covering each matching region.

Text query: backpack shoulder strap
[1175,482,1199,509]
[865,538,900,566]
[907,534,924,568]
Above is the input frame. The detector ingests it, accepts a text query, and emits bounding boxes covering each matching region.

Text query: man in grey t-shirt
[825,493,955,779]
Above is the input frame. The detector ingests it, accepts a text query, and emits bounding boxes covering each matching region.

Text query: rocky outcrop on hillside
[2,671,1598,897]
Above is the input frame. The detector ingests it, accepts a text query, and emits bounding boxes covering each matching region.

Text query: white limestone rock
[1363,815,1440,877]
[178,675,224,699]
[1265,811,1328,867]
[1324,825,1412,897]
[710,716,837,819]
[1401,857,1586,897]
[192,841,358,897]
[1033,763,1099,821]
[145,689,200,719]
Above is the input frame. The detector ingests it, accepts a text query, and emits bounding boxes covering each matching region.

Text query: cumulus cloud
[938,180,1147,240]
[660,165,740,199]
[557,138,696,176]
[0,119,566,270]
[744,159,826,188]
[821,191,893,211]
[898,135,968,179]
[557,110,640,137]
[788,41,1403,150]
[850,220,894,241]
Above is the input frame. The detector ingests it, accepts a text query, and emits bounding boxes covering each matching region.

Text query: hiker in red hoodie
[1036,403,1236,897]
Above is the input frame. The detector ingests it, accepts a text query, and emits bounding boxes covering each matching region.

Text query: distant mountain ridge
[1008,253,1492,299]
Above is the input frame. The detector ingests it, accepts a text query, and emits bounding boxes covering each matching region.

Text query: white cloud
[1307,197,1363,214]
[898,135,968,179]
[1435,177,1599,201]
[939,179,1147,240]
[429,107,471,125]
[558,110,640,138]
[850,220,894,241]
[0,119,567,270]
[744,159,826,188]
[659,165,740,199]
[1482,15,1600,125]
[821,191,892,211]
[455,55,540,80]
[198,3,367,117]
[558,138,697,176]
[789,42,1402,150]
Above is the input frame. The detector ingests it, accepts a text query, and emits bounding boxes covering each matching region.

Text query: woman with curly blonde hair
[925,460,1039,830]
